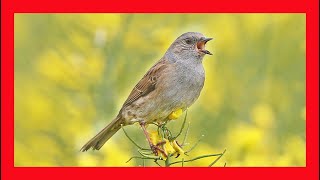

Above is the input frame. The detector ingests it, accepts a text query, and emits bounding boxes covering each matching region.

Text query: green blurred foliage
[14,14,305,166]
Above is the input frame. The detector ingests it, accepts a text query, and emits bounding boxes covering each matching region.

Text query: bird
[81,32,213,153]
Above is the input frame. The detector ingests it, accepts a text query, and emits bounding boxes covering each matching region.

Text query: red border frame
[1,0,319,179]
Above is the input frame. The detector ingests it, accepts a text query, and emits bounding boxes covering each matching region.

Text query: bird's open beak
[197,37,213,55]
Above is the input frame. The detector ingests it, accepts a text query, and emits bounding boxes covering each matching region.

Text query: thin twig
[168,153,223,166]
[137,149,153,155]
[208,149,227,167]
[158,125,166,140]
[154,160,162,167]
[126,156,161,163]
[170,110,188,141]
[162,126,172,139]
[181,122,190,146]
[185,134,205,154]
[137,149,159,159]
[121,125,149,150]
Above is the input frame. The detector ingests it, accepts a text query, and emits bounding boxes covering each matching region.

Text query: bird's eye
[185,39,192,44]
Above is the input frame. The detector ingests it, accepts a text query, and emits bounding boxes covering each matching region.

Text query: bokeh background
[14,14,306,166]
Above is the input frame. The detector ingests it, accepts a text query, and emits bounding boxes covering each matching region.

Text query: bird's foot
[139,121,168,158]
[150,144,167,158]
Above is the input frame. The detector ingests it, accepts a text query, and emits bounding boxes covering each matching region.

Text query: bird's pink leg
[139,121,167,157]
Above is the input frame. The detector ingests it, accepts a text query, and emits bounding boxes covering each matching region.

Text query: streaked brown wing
[122,58,169,107]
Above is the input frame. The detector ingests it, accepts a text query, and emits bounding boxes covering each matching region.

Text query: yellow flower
[172,140,185,155]
[149,131,161,145]
[163,139,176,156]
[168,109,183,120]
[148,131,185,160]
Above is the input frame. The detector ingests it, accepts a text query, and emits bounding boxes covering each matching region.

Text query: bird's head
[166,32,213,62]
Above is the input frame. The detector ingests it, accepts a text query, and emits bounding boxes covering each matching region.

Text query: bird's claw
[150,144,167,158]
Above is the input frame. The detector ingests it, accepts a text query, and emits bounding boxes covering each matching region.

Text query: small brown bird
[81,32,212,153]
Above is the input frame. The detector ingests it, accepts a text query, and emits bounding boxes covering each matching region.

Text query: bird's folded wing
[122,58,170,108]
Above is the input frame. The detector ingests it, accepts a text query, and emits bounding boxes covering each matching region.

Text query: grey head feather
[164,32,209,64]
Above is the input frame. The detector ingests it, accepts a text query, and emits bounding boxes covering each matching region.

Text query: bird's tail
[80,116,122,152]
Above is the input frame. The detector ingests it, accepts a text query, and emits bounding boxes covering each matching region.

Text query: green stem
[170,110,188,141]
[121,125,149,150]
[185,134,204,153]
[181,122,190,146]
[165,155,171,167]
[168,153,223,166]
[126,156,160,163]
[208,149,226,167]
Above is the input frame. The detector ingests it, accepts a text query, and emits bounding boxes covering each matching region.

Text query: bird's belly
[122,66,204,125]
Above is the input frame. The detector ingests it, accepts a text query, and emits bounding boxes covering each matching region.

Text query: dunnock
[81,32,213,153]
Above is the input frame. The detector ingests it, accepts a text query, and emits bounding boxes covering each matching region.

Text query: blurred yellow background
[14,13,305,166]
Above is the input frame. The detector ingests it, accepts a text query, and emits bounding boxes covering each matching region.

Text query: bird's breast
[162,63,205,108]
